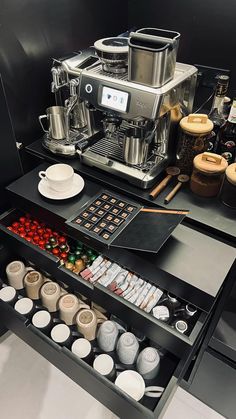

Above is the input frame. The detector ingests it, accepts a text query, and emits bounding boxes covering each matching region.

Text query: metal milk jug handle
[39,114,48,133]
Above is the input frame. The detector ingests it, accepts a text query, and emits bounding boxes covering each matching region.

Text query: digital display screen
[101,86,129,112]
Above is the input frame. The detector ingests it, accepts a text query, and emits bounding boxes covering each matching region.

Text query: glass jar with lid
[219,163,236,208]
[190,152,228,197]
[176,114,214,175]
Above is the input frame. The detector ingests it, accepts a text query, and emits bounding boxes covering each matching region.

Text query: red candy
[33,235,40,243]
[27,231,34,238]
[58,236,66,244]
[18,226,25,234]
[19,217,26,224]
[52,248,60,256]
[25,236,32,242]
[37,228,44,236]
[12,222,20,229]
[60,252,68,260]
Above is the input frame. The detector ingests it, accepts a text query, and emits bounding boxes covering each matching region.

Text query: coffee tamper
[149,167,180,200]
[164,174,190,204]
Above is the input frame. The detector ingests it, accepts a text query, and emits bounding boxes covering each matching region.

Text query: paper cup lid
[51,324,70,343]
[0,286,16,302]
[72,338,91,358]
[32,310,51,328]
[115,370,145,401]
[14,298,33,314]
[93,354,114,376]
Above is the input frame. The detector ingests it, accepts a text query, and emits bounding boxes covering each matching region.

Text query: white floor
[0,333,225,419]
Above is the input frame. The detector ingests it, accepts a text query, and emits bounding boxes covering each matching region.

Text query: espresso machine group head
[40,30,197,188]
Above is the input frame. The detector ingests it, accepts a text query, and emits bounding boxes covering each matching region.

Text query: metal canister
[219,163,236,208]
[176,114,214,175]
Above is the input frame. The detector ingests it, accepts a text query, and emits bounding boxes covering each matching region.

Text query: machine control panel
[79,72,159,119]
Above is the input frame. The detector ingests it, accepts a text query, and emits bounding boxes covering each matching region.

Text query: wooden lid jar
[190,152,228,197]
[219,163,236,208]
[176,114,214,175]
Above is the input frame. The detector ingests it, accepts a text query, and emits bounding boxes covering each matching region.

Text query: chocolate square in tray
[66,190,188,252]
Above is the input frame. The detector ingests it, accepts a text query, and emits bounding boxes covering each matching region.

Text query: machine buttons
[85,83,93,93]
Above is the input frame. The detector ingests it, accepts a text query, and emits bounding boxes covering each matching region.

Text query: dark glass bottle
[218,96,236,164]
[208,75,229,152]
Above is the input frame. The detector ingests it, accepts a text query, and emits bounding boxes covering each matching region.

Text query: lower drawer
[0,246,191,419]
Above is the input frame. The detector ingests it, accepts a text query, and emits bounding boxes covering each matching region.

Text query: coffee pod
[0,286,18,306]
[97,320,119,352]
[24,271,44,300]
[50,323,72,347]
[32,310,53,335]
[136,347,160,380]
[14,297,35,319]
[6,261,26,290]
[152,305,170,323]
[173,319,188,334]
[71,338,94,364]
[116,332,139,365]
[76,309,100,341]
[115,370,145,401]
[59,294,89,326]
[93,354,116,381]
[40,282,61,312]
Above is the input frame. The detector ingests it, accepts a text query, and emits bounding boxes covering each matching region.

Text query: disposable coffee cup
[0,286,18,306]
[59,294,82,326]
[24,271,44,300]
[32,310,53,335]
[6,260,26,290]
[93,354,116,381]
[39,164,74,192]
[71,338,94,364]
[50,323,73,347]
[14,297,35,319]
[40,282,61,312]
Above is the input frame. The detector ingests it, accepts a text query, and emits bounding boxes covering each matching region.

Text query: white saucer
[38,173,84,200]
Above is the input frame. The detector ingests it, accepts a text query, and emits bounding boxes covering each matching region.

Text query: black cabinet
[0,165,235,418]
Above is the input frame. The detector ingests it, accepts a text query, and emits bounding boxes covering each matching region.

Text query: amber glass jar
[219,163,236,208]
[190,152,228,197]
[176,114,214,175]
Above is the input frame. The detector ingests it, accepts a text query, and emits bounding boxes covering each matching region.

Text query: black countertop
[6,162,236,312]
[26,139,236,243]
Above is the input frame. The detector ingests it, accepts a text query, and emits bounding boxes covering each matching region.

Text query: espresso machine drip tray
[81,136,167,189]
[42,130,88,157]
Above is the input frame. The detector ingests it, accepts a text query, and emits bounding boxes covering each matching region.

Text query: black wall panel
[0,0,127,145]
[128,0,235,88]
[0,76,23,211]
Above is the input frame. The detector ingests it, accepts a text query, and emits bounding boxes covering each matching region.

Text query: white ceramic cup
[115,370,164,401]
[136,347,160,380]
[39,164,74,192]
[6,261,26,290]
[40,281,61,312]
[97,320,119,352]
[59,294,89,326]
[24,271,44,300]
[115,370,145,401]
[116,332,139,365]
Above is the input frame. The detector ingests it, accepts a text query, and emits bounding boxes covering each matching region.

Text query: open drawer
[0,208,209,357]
[0,275,189,419]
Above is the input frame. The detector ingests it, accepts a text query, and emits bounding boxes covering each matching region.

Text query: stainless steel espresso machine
[40,29,197,188]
